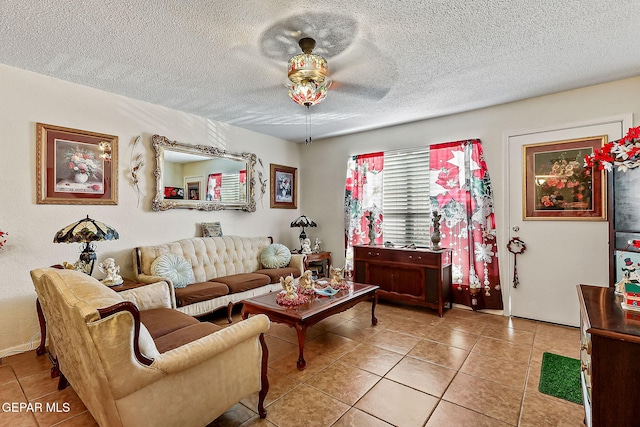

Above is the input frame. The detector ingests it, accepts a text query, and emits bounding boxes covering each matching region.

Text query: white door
[505,118,629,326]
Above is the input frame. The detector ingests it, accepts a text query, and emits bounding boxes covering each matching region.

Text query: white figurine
[330,266,345,286]
[98,257,123,286]
[279,275,298,300]
[301,238,312,254]
[313,238,322,253]
[298,270,314,294]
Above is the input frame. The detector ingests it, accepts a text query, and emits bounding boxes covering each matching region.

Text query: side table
[303,251,332,278]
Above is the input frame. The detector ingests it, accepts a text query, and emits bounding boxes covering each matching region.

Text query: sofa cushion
[174,282,230,307]
[139,307,200,339]
[260,243,291,268]
[254,267,302,284]
[154,322,222,353]
[150,253,194,288]
[214,273,271,294]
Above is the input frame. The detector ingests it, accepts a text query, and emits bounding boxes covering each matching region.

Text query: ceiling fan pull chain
[305,105,312,144]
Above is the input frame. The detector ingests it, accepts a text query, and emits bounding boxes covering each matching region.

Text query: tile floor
[0,302,585,426]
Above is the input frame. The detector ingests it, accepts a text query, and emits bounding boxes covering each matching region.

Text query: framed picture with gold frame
[523,135,606,220]
[270,164,297,209]
[36,123,118,205]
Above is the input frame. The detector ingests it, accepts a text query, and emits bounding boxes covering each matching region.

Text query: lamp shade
[287,80,331,107]
[290,215,317,229]
[53,215,119,244]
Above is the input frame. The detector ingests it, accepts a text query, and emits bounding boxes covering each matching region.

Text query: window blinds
[382,148,431,246]
[220,173,240,202]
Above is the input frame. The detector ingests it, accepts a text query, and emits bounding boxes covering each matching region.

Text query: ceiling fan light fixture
[287,37,329,86]
[287,79,331,107]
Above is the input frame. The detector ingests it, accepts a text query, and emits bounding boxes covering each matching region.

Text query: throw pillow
[201,222,223,237]
[150,253,194,289]
[260,243,292,269]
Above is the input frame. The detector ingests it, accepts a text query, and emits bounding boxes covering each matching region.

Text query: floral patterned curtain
[344,152,384,272]
[207,173,222,201]
[430,139,503,310]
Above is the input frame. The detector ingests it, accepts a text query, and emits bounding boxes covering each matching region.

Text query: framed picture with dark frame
[36,123,118,205]
[270,164,297,209]
[523,135,606,220]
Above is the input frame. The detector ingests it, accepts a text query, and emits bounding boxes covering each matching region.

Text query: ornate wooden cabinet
[354,245,452,316]
[577,284,640,427]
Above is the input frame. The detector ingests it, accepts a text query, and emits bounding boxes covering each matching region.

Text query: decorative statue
[313,238,322,253]
[279,275,298,300]
[301,238,312,254]
[365,210,377,245]
[298,270,314,295]
[431,210,442,250]
[98,257,123,286]
[330,267,345,286]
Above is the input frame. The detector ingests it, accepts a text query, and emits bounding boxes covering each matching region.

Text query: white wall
[300,76,640,308]
[3,61,640,354]
[0,64,302,356]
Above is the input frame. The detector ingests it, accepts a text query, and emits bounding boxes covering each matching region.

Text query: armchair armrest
[289,253,306,275]
[133,274,176,308]
[152,314,270,374]
[118,281,172,311]
[136,273,169,285]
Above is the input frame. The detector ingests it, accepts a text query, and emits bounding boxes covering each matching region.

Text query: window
[382,148,431,246]
[220,173,240,202]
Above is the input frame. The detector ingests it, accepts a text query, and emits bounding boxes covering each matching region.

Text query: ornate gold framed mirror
[151,134,256,212]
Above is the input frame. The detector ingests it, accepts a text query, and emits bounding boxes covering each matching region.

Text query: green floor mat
[538,352,583,405]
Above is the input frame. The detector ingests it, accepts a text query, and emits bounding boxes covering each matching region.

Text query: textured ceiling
[1,1,640,142]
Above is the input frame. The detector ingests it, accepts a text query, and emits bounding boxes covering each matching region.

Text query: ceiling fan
[231,12,395,104]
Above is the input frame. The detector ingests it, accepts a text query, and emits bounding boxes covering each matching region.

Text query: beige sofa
[31,267,270,427]
[133,236,304,319]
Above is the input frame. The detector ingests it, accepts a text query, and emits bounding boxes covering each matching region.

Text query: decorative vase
[74,172,89,184]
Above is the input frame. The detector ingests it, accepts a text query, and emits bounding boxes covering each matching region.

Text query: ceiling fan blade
[228,45,284,78]
[328,37,397,101]
[330,81,391,100]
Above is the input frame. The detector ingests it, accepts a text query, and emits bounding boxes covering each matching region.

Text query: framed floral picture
[523,135,606,220]
[36,123,118,205]
[270,164,297,209]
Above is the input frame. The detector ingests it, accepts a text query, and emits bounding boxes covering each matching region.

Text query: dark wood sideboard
[577,284,640,427]
[354,245,452,316]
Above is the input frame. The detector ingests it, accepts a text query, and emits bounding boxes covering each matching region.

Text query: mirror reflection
[152,134,256,212]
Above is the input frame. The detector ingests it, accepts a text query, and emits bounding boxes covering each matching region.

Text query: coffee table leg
[295,323,307,370]
[241,309,249,320]
[371,292,378,326]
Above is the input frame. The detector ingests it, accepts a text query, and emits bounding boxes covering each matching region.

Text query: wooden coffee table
[241,282,378,370]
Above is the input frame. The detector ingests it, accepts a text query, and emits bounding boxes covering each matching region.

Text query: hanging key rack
[507,236,527,288]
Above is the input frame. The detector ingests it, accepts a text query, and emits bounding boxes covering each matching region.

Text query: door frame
[501,114,633,317]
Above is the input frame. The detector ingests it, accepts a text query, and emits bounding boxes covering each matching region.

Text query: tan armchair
[30,267,270,427]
